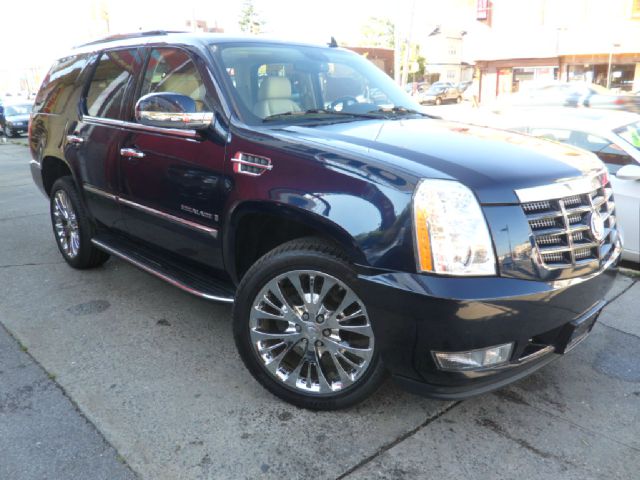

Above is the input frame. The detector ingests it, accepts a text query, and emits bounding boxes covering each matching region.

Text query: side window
[85,49,141,119]
[34,54,89,114]
[138,48,207,113]
[592,143,635,174]
[569,132,634,174]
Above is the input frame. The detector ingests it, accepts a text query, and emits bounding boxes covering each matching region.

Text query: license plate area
[556,308,600,354]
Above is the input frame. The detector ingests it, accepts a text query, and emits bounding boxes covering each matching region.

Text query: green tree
[238,0,264,34]
[361,17,395,48]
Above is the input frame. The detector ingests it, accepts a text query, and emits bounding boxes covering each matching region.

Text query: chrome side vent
[231,152,273,177]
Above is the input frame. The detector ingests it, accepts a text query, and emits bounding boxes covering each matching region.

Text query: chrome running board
[92,235,235,304]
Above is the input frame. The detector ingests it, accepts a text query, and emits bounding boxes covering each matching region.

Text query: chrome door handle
[120,148,145,159]
[66,134,84,145]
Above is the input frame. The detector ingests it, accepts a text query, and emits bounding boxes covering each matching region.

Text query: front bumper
[357,248,620,399]
[6,123,28,133]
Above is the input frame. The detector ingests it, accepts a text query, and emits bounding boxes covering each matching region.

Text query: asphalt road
[1,140,639,480]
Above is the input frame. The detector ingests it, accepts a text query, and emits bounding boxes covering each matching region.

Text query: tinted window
[85,49,141,119]
[34,55,89,114]
[138,48,207,113]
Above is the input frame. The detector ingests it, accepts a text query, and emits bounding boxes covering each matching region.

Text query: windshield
[4,104,32,116]
[616,121,640,151]
[211,42,421,124]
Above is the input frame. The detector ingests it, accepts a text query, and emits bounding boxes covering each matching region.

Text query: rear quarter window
[34,55,89,115]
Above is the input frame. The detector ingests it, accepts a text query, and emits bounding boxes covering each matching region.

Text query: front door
[117,47,227,270]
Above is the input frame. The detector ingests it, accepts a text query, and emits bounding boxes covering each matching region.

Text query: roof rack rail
[74,30,188,49]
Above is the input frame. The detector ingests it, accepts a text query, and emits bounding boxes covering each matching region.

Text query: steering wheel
[329,96,358,112]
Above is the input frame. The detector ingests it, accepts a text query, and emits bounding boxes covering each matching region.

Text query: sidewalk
[0,321,136,479]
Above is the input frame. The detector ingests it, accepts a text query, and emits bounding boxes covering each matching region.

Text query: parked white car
[497,108,640,263]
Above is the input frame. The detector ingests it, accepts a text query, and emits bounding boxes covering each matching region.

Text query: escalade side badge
[231,152,273,177]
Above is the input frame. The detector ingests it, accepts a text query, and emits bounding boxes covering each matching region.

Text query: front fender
[223,200,370,282]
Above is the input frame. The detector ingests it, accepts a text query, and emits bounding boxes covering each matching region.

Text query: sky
[0,0,468,70]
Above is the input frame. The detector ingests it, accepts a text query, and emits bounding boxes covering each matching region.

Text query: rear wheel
[233,238,385,410]
[50,177,110,269]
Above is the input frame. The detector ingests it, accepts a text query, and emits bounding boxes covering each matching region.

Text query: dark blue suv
[29,32,622,409]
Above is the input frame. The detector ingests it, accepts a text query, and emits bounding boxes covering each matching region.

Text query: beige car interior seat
[158,72,206,111]
[253,76,301,118]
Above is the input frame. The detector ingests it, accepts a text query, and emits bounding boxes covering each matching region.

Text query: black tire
[49,176,110,269]
[3,125,14,137]
[233,237,386,410]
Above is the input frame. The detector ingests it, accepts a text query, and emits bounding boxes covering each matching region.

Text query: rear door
[117,47,227,270]
[72,48,144,229]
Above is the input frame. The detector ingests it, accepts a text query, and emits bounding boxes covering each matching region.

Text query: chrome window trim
[83,183,117,201]
[82,183,217,238]
[83,115,199,139]
[514,169,607,203]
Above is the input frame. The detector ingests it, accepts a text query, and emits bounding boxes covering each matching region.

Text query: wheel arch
[41,155,74,197]
[224,201,367,284]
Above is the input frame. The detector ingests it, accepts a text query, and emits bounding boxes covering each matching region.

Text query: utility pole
[607,43,620,89]
[400,0,417,87]
[394,17,401,84]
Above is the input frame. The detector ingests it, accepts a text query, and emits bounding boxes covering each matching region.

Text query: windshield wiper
[368,106,437,118]
[262,109,380,122]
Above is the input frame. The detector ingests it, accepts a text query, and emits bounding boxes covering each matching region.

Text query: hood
[6,114,30,123]
[279,118,604,204]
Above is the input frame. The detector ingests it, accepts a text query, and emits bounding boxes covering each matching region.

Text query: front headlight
[413,179,496,275]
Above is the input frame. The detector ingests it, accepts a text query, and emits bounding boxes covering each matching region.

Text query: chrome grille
[521,179,617,270]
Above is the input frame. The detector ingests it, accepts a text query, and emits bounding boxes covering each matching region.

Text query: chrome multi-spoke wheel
[49,177,110,269]
[249,269,375,395]
[235,238,385,409]
[52,189,80,258]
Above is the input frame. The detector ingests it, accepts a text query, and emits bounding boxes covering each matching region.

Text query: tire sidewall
[233,243,385,410]
[50,177,97,268]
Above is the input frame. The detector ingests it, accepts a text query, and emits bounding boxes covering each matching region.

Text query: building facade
[470,0,640,102]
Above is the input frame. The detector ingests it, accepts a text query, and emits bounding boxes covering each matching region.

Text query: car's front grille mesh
[521,182,616,269]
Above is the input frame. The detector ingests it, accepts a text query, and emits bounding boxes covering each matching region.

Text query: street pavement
[1,140,639,479]
[0,323,136,480]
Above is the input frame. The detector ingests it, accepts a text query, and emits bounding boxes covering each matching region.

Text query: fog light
[433,343,514,371]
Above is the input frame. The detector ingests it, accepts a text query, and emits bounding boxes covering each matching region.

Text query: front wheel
[233,238,385,410]
[3,125,14,137]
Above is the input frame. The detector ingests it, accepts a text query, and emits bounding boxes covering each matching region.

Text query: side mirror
[616,164,640,181]
[135,92,213,130]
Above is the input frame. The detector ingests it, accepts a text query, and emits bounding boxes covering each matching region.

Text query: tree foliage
[361,17,395,48]
[239,0,264,34]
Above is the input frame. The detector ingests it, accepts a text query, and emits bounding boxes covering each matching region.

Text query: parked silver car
[501,82,640,114]
[498,108,640,263]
